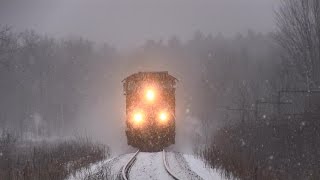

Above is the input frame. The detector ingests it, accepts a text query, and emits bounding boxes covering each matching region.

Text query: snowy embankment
[67,153,133,180]
[67,152,227,180]
[184,154,228,180]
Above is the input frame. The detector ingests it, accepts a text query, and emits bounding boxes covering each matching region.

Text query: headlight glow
[146,89,155,101]
[134,113,143,122]
[132,112,144,127]
[159,112,169,124]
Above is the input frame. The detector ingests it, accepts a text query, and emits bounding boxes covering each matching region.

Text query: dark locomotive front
[122,71,177,151]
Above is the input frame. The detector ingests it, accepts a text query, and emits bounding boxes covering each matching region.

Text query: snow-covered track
[162,150,181,180]
[121,150,140,180]
[122,149,181,180]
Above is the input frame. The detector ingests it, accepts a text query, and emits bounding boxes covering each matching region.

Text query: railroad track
[162,149,180,180]
[121,149,181,180]
[121,150,140,180]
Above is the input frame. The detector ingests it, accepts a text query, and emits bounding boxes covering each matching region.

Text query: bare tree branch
[275,0,320,89]
[0,25,17,70]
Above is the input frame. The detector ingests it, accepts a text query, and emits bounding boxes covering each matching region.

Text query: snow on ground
[67,151,228,180]
[184,154,226,180]
[129,152,172,180]
[67,153,133,180]
[166,152,202,179]
[67,158,113,180]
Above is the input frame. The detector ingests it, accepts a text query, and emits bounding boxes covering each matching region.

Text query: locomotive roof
[122,71,177,82]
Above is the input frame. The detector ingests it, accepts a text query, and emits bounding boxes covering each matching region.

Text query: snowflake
[269,155,274,160]
[240,139,246,146]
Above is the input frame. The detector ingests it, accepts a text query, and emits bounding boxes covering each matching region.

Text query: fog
[0,0,280,153]
[0,0,278,49]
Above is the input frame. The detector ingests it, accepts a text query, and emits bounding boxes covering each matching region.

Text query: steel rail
[162,149,181,180]
[121,150,140,180]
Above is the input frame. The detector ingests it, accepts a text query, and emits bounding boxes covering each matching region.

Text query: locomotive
[122,71,177,151]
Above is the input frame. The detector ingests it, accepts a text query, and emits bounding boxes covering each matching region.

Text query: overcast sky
[0,0,279,49]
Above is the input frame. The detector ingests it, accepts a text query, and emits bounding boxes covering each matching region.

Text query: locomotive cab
[122,71,177,151]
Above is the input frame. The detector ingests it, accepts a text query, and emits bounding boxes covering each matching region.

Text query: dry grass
[0,131,109,180]
[200,117,320,180]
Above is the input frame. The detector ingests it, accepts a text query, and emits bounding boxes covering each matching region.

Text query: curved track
[162,150,181,180]
[121,149,182,180]
[121,150,140,180]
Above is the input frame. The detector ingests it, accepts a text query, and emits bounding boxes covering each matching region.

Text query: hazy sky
[0,0,279,49]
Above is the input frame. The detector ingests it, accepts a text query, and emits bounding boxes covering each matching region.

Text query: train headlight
[159,112,169,124]
[134,113,143,122]
[146,89,155,102]
[132,112,144,126]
